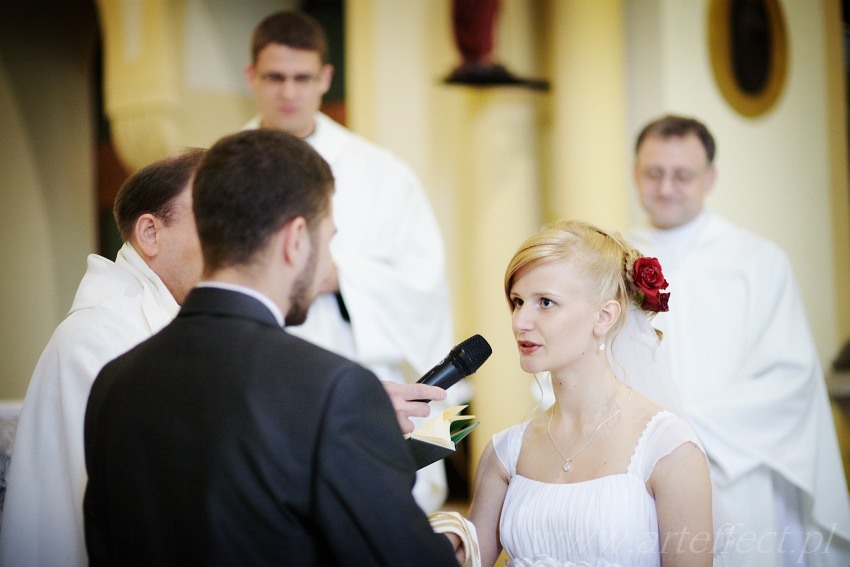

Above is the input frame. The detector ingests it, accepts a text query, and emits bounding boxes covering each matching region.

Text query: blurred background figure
[629,115,850,566]
[243,9,463,513]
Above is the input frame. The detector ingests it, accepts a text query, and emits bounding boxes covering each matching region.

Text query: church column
[453,89,543,453]
[546,0,630,232]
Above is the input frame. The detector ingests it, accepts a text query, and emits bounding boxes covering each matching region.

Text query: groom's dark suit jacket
[83,287,455,566]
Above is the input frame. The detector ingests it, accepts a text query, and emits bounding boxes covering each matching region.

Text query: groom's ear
[279,216,311,270]
[596,299,622,335]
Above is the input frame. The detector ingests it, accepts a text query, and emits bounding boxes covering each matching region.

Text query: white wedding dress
[494,410,704,567]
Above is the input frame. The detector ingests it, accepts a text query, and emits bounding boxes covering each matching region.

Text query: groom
[82,129,458,565]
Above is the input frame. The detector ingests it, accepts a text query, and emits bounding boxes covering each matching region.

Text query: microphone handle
[413,360,463,402]
[416,361,463,390]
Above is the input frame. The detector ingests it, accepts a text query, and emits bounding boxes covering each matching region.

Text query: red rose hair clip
[629,257,670,312]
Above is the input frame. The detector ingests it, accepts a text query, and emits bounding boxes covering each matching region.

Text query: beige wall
[824,0,850,344]
[546,0,630,230]
[0,3,99,399]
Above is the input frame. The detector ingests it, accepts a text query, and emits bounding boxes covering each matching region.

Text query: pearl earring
[598,337,605,351]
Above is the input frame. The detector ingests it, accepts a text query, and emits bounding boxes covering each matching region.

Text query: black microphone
[416,334,493,392]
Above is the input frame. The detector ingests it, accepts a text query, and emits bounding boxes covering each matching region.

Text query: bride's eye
[511,297,523,309]
[540,297,555,308]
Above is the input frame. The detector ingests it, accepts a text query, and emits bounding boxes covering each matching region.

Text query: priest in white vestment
[629,115,850,567]
[0,150,206,567]
[244,11,464,513]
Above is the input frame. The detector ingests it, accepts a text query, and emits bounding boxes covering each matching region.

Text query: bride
[461,220,718,566]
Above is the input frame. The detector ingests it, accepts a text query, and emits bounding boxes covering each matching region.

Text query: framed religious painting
[708,0,789,117]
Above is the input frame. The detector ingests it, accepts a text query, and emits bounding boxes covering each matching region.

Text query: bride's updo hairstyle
[504,219,643,342]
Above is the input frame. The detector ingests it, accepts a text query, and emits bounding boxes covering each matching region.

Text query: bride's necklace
[547,387,633,473]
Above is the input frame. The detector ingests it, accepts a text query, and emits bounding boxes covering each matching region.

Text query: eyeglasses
[258,71,321,88]
[637,167,708,187]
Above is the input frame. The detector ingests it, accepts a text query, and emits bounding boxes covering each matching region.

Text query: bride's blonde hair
[504,219,643,342]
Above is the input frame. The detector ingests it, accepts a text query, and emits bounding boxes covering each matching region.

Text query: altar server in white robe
[629,114,850,567]
[0,149,207,567]
[244,10,462,513]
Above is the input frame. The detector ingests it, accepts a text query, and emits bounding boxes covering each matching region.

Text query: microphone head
[452,334,493,376]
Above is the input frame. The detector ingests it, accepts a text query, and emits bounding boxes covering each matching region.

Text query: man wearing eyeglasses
[630,115,850,566]
[242,10,460,514]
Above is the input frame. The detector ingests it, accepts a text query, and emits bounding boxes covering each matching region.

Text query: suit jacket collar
[179,287,281,330]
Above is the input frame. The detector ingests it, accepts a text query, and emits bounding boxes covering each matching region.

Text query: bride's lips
[517,340,539,355]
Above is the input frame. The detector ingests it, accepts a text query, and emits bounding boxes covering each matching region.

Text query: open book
[406,405,478,470]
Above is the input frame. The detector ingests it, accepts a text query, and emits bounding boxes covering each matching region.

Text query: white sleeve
[492,423,528,478]
[634,413,705,482]
[332,163,452,376]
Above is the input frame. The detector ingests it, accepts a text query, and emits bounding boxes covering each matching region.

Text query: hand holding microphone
[382,381,446,433]
[386,335,492,431]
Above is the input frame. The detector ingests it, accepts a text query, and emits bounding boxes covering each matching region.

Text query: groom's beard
[285,245,319,327]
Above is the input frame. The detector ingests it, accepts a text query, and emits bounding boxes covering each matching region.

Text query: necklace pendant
[563,461,572,472]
